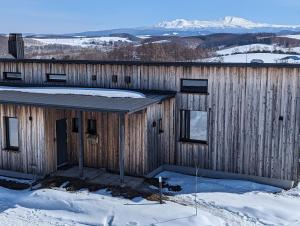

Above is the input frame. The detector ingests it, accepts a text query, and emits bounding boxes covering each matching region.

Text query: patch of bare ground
[0,179,30,190]
[40,176,164,201]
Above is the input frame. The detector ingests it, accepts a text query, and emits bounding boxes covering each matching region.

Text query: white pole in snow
[159,176,163,204]
[195,167,199,216]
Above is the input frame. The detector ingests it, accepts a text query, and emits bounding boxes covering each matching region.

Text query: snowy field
[280,35,300,40]
[0,172,299,225]
[217,43,300,55]
[30,37,132,47]
[205,53,299,63]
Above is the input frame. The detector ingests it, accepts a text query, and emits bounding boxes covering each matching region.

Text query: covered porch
[0,86,175,183]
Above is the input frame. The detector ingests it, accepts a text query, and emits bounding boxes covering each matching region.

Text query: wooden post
[78,111,84,178]
[119,113,125,184]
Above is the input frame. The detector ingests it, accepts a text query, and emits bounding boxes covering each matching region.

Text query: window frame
[5,117,19,151]
[180,110,208,144]
[87,119,97,135]
[3,72,22,81]
[180,79,208,94]
[46,73,67,83]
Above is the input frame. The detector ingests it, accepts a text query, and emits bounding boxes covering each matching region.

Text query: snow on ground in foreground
[0,172,299,225]
[157,171,300,226]
[0,87,145,98]
[0,187,224,226]
[32,37,132,47]
[204,53,299,63]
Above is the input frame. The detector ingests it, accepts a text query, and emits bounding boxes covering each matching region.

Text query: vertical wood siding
[0,104,45,175]
[0,61,299,181]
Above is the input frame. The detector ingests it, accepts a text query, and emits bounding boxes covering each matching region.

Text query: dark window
[159,118,164,133]
[3,72,22,80]
[72,118,79,133]
[112,75,118,83]
[91,75,97,81]
[180,110,208,143]
[125,76,131,84]
[5,117,19,150]
[47,73,67,82]
[87,119,97,135]
[181,79,208,94]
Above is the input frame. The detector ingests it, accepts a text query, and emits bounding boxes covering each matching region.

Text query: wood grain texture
[0,61,299,182]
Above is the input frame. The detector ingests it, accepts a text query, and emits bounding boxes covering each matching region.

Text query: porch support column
[78,110,84,178]
[119,113,125,184]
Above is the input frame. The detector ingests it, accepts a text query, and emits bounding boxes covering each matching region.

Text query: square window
[180,110,208,143]
[112,75,118,83]
[72,118,79,133]
[125,76,131,84]
[87,119,97,135]
[5,117,19,150]
[181,79,208,94]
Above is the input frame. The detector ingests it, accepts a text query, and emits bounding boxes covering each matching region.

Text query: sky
[1,0,300,34]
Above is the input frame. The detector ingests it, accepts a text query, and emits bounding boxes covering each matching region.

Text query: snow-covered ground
[204,53,300,63]
[0,87,145,98]
[30,37,132,47]
[217,43,300,55]
[205,43,300,64]
[0,172,299,225]
[280,35,300,40]
[157,171,300,226]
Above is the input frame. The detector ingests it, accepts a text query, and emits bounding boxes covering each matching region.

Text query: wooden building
[0,58,299,185]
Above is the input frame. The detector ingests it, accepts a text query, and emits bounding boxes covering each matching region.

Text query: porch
[55,166,145,189]
[0,86,175,183]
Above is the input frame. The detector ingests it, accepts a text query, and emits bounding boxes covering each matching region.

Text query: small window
[3,72,22,81]
[112,75,118,83]
[159,118,164,133]
[125,76,131,84]
[5,117,19,150]
[87,119,97,135]
[47,73,67,82]
[72,118,79,133]
[181,79,208,94]
[180,110,208,143]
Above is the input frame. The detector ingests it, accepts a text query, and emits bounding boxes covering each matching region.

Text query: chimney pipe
[8,33,24,59]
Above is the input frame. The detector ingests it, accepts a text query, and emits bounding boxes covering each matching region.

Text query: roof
[0,87,175,113]
[0,58,300,69]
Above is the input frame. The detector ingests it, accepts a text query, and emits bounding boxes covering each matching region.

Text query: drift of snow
[31,36,132,47]
[0,171,299,225]
[156,171,300,226]
[0,87,145,98]
[0,187,225,226]
[156,16,300,30]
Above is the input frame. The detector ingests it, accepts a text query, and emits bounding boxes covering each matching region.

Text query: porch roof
[0,87,175,113]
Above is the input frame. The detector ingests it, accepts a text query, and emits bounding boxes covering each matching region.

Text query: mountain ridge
[156,16,300,30]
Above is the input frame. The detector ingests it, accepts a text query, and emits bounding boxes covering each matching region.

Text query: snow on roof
[0,87,145,99]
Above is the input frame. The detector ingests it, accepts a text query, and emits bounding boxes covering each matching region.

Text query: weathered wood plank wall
[43,108,149,176]
[0,104,45,175]
[0,61,299,181]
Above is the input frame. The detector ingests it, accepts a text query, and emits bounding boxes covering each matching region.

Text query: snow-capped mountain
[156,16,300,30]
[24,17,300,38]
